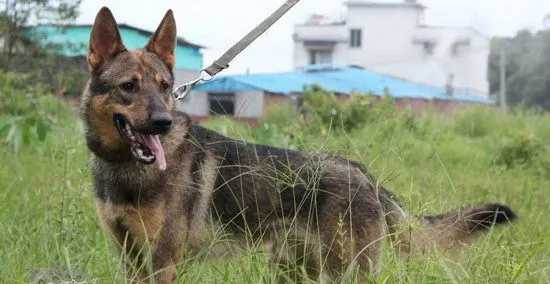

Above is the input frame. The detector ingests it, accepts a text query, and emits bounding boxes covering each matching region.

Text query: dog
[80,7,517,283]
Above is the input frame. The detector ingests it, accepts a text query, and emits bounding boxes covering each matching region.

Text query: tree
[0,0,81,63]
[0,0,86,96]
[488,29,550,110]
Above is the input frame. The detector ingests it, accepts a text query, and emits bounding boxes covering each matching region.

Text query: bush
[343,92,376,129]
[0,71,68,152]
[453,106,499,138]
[1,42,89,97]
[301,85,344,131]
[493,131,546,169]
[298,85,414,134]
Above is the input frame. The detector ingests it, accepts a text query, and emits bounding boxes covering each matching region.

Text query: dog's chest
[91,159,168,204]
[96,198,167,246]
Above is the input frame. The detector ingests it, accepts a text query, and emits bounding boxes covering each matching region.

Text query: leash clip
[173,70,214,101]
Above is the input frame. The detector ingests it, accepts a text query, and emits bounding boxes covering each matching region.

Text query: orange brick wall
[263,92,289,112]
[392,98,477,115]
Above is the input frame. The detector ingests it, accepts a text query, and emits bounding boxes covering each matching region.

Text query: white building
[293,0,490,97]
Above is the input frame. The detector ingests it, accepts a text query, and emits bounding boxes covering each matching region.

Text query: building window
[309,50,333,65]
[350,29,362,48]
[208,93,235,116]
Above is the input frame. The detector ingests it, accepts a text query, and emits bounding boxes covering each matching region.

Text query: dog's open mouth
[115,116,167,171]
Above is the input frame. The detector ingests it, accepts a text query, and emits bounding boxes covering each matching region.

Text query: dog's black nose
[150,112,173,134]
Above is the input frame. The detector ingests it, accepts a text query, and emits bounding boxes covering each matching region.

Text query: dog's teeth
[137,149,143,157]
[125,127,136,141]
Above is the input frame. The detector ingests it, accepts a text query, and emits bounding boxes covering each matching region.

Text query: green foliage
[295,85,413,136]
[494,132,546,169]
[452,106,499,137]
[5,50,89,96]
[0,0,86,96]
[488,29,550,110]
[1,0,82,58]
[0,71,69,152]
[301,84,344,131]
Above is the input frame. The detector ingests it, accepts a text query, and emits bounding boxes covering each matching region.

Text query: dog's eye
[120,82,135,92]
[161,81,170,92]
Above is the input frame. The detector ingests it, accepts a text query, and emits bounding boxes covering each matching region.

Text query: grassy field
[1,96,550,283]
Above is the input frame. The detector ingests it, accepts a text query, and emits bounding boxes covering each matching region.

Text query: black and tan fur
[80,7,517,283]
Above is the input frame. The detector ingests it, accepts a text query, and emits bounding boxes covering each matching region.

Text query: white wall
[176,90,265,118]
[294,25,348,42]
[292,3,490,96]
[235,90,264,118]
[345,4,425,67]
[176,90,209,116]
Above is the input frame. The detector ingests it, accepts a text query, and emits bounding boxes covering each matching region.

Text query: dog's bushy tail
[377,187,517,256]
[340,158,516,257]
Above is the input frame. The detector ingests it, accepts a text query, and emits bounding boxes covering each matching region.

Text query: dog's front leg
[96,198,186,284]
[150,215,186,284]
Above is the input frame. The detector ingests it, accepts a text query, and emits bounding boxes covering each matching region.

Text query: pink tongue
[142,134,166,171]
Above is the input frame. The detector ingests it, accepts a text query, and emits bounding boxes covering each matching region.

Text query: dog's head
[82,7,177,170]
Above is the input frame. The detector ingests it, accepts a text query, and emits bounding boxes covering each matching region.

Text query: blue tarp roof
[194,64,494,104]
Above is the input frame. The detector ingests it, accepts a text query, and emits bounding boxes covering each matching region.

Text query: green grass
[1,103,550,283]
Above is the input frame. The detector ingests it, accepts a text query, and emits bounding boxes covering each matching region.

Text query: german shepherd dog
[81,7,517,284]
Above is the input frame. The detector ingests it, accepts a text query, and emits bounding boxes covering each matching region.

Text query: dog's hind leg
[317,194,384,283]
[269,234,322,284]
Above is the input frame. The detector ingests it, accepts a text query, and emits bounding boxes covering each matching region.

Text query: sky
[77,0,550,75]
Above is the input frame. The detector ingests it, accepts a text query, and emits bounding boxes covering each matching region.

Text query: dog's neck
[90,154,168,205]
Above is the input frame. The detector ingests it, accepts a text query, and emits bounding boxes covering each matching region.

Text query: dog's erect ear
[88,7,127,71]
[145,10,177,70]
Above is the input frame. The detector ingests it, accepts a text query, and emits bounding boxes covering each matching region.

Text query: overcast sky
[77,0,550,75]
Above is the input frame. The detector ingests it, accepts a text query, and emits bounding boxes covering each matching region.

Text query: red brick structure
[385,97,476,115]
[188,94,486,126]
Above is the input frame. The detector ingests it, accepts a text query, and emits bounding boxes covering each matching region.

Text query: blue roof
[24,24,204,71]
[194,64,493,104]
